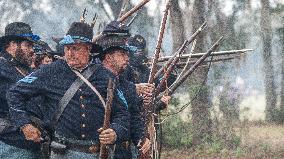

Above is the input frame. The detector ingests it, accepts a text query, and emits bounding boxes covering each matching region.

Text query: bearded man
[0,22,41,159]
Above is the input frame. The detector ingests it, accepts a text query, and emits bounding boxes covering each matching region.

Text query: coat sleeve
[110,93,130,144]
[129,95,145,145]
[7,71,46,128]
[125,81,145,145]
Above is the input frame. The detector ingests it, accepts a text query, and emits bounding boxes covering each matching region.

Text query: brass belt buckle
[89,145,99,154]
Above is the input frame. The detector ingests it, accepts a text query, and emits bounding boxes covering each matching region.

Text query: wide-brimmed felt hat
[102,21,130,36]
[34,40,57,55]
[0,22,40,48]
[95,34,138,58]
[58,22,102,56]
[95,20,137,57]
[127,34,146,50]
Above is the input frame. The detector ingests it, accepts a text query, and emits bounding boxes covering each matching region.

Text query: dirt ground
[160,124,284,159]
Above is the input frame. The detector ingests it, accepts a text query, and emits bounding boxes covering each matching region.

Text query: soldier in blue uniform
[95,21,151,159]
[7,21,130,159]
[0,22,41,159]
[31,40,56,69]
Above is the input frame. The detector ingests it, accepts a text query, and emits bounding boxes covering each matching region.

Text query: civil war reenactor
[122,34,149,83]
[31,40,57,69]
[7,21,130,159]
[122,34,173,111]
[0,22,42,159]
[95,21,150,159]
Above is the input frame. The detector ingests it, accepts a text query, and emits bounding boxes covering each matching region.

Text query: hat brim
[90,43,103,56]
[0,35,36,48]
[93,46,130,59]
[57,35,103,56]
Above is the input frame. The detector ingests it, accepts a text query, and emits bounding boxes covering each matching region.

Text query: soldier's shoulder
[0,57,14,76]
[35,60,66,73]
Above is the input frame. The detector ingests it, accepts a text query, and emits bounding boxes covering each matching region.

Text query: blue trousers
[0,141,40,159]
[50,149,114,159]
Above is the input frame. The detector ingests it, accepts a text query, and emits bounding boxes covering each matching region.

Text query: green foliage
[162,116,193,148]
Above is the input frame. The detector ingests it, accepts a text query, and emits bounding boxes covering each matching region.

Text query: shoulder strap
[73,70,106,107]
[51,65,97,129]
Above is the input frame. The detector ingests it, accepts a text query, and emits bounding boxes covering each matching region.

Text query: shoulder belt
[50,65,97,129]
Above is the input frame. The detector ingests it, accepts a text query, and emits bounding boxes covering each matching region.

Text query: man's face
[42,55,53,65]
[64,43,91,70]
[15,41,34,67]
[130,49,146,66]
[108,49,129,74]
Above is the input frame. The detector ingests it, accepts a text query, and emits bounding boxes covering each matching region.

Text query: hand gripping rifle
[100,79,115,159]
[139,1,171,159]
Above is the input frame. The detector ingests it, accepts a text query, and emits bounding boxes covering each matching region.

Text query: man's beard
[14,48,33,67]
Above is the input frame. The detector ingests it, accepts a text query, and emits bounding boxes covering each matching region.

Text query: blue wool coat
[7,60,130,143]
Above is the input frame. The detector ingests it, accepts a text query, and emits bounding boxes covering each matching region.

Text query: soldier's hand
[142,94,152,105]
[135,83,155,96]
[161,95,171,107]
[138,138,151,154]
[98,128,117,144]
[21,124,42,142]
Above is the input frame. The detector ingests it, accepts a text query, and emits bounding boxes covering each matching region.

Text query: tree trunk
[170,0,186,52]
[260,0,277,122]
[190,0,212,146]
[279,28,284,111]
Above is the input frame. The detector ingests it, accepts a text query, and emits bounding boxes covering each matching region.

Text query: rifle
[155,49,253,62]
[118,0,130,18]
[153,37,223,109]
[80,8,87,23]
[176,56,237,67]
[118,0,150,23]
[99,79,115,159]
[168,36,223,96]
[148,0,171,84]
[139,2,171,159]
[90,13,98,28]
[154,21,207,79]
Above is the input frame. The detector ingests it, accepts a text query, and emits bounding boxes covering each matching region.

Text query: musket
[176,56,237,67]
[167,36,224,96]
[176,39,197,81]
[90,13,98,28]
[154,21,207,79]
[99,79,115,159]
[154,37,223,109]
[126,12,139,27]
[117,0,150,23]
[155,49,253,62]
[139,2,171,158]
[118,0,130,18]
[80,8,87,23]
[148,0,171,84]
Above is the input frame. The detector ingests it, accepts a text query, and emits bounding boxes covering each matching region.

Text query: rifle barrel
[155,49,253,62]
[118,0,150,22]
[168,36,223,95]
[153,21,207,80]
[148,0,171,84]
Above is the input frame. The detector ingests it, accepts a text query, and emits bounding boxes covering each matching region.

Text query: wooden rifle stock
[99,79,115,159]
[118,0,150,23]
